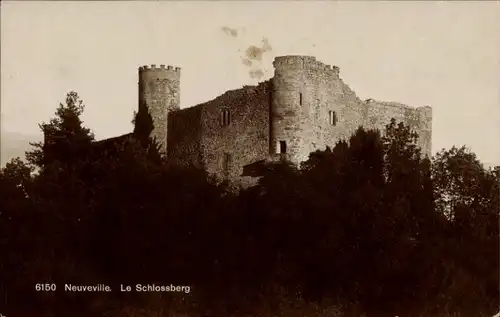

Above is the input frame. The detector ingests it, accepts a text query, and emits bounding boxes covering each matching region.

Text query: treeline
[1,92,498,317]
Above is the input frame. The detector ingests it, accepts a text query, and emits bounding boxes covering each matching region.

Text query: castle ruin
[131,56,432,184]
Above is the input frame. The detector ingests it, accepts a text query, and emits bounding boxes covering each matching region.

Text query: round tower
[138,64,181,154]
[271,56,314,164]
[417,106,433,158]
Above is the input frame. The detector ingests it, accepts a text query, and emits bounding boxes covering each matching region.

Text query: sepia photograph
[1,1,499,316]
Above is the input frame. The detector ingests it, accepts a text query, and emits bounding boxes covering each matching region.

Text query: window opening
[221,110,230,126]
[329,110,337,126]
[223,152,231,179]
[279,141,287,154]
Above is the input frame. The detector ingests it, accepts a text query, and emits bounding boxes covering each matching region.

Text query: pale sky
[1,1,499,165]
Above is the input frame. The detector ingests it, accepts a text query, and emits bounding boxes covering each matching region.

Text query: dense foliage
[1,92,498,317]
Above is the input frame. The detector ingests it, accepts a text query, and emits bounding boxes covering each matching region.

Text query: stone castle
[109,55,432,184]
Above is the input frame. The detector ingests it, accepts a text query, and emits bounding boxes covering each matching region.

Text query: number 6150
[35,283,56,291]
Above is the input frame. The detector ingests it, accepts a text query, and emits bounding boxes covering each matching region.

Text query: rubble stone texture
[137,56,432,185]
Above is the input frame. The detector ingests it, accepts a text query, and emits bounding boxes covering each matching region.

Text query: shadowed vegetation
[1,92,498,317]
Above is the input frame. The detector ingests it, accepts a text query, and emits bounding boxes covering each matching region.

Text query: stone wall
[138,65,181,154]
[365,100,419,132]
[270,55,432,164]
[271,56,365,164]
[416,106,432,158]
[168,81,272,184]
[160,55,432,186]
[364,100,432,157]
[316,72,366,155]
[167,106,203,167]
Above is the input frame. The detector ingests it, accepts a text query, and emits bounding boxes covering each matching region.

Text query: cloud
[221,27,273,81]
[241,58,252,67]
[221,26,238,38]
[249,69,264,79]
[244,37,272,62]
[242,37,272,81]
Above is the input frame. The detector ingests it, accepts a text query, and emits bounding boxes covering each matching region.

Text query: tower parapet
[139,64,181,72]
[138,64,181,154]
[273,55,340,77]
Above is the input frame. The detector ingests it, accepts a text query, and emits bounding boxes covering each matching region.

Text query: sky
[1,1,499,166]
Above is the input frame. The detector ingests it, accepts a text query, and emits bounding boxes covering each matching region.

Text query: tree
[432,146,494,218]
[0,92,99,316]
[131,106,163,162]
[0,157,34,199]
[0,158,35,299]
[4,92,499,317]
[431,146,499,315]
[26,91,95,170]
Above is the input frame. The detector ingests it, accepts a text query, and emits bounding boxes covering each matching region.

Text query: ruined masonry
[133,55,431,185]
